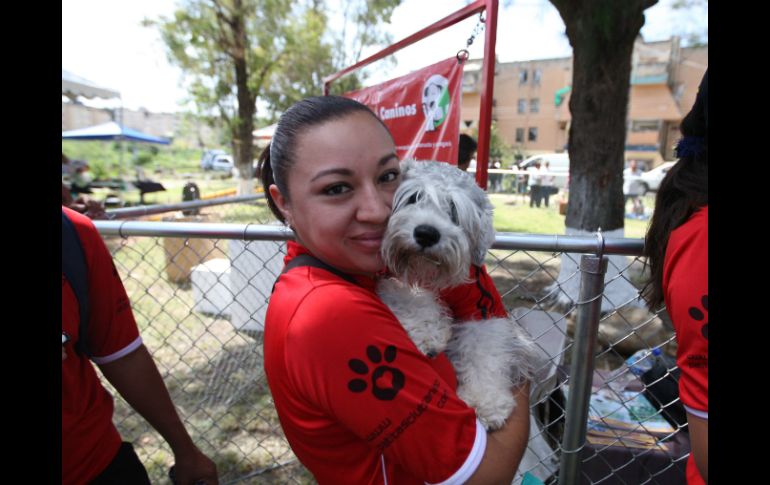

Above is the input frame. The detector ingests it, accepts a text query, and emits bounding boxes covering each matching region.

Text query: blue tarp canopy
[61,121,171,145]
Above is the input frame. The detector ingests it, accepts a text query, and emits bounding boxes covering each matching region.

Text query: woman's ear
[269,184,292,225]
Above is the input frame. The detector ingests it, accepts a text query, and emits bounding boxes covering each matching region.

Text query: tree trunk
[548,0,657,312]
[233,0,256,194]
[553,0,655,232]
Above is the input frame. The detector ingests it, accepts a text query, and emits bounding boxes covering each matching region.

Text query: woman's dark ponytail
[258,143,285,224]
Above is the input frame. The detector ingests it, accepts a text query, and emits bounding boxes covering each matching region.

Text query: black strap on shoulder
[61,210,92,358]
[272,253,359,293]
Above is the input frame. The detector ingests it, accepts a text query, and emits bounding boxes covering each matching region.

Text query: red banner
[344,57,464,165]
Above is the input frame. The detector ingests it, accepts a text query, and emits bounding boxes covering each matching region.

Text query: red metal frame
[322,0,498,189]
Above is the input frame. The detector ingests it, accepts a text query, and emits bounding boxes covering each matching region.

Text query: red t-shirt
[440,264,508,321]
[663,205,707,485]
[62,207,143,484]
[264,241,509,484]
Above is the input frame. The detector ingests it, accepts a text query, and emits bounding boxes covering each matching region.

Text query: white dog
[378,159,539,430]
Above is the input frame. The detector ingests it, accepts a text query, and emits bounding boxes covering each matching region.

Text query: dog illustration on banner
[378,159,540,430]
[421,75,450,132]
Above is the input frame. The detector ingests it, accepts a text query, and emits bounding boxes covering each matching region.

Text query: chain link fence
[94,215,690,485]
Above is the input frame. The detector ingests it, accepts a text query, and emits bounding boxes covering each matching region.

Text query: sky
[61,0,707,114]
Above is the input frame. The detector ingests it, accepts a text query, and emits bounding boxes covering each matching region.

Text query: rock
[566,306,674,357]
[600,307,674,356]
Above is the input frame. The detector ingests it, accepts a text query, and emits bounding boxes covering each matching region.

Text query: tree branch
[211,0,238,56]
[216,98,232,127]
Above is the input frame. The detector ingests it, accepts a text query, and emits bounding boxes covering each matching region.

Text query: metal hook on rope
[456,49,470,63]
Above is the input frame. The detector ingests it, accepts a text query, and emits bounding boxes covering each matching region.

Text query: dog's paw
[505,331,541,385]
[400,320,452,358]
[377,277,453,358]
[475,399,517,431]
[479,410,510,431]
[457,383,517,431]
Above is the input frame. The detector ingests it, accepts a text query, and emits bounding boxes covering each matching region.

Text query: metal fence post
[558,254,608,485]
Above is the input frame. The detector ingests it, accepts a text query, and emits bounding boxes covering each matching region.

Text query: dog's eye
[406,193,419,205]
[449,200,459,225]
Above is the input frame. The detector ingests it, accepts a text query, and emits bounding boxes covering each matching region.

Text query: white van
[520,153,569,189]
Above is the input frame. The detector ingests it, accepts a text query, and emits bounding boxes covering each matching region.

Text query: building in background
[62,101,221,149]
[460,36,707,168]
[62,68,221,151]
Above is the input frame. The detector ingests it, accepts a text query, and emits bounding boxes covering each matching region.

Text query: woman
[260,96,530,484]
[643,70,708,484]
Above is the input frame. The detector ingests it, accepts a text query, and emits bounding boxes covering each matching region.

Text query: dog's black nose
[414,225,440,248]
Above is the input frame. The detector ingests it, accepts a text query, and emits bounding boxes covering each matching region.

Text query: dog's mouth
[418,252,442,266]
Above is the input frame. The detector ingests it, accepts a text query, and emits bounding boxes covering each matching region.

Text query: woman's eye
[380,170,400,183]
[324,184,351,196]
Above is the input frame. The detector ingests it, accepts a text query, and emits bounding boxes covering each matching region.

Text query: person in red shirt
[62,206,218,485]
[258,95,530,484]
[643,70,708,484]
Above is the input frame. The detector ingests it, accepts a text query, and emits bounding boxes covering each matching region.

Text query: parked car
[640,161,676,193]
[200,149,226,170]
[624,161,676,195]
[210,154,235,173]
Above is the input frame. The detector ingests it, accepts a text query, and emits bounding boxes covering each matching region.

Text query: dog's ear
[469,211,494,265]
[471,209,496,266]
[468,188,496,266]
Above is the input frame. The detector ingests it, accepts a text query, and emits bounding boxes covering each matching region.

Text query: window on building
[530,98,540,113]
[631,120,660,132]
[519,69,528,84]
[518,99,527,114]
[528,127,538,142]
[533,69,542,85]
[516,128,524,143]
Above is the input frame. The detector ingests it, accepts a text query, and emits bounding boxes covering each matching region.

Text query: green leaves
[149,0,402,172]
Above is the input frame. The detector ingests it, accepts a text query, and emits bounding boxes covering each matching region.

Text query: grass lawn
[65,139,653,239]
[201,190,653,238]
[489,193,653,239]
[88,164,653,238]
[106,174,251,206]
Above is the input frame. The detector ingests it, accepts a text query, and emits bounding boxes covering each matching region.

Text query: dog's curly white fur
[378,159,539,430]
